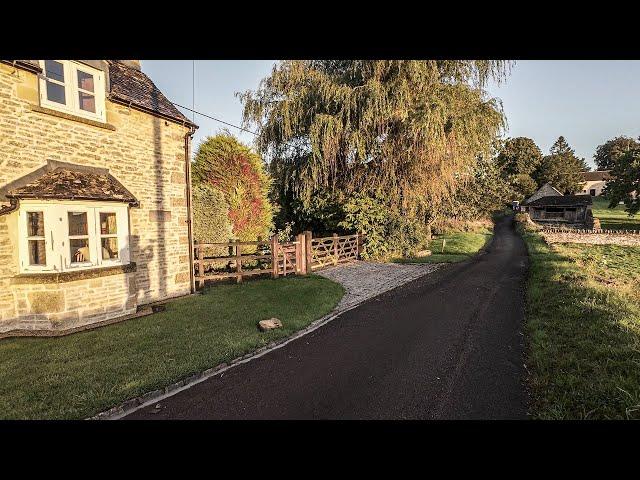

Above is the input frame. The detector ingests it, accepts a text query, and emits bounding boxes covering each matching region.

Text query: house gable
[524,183,563,205]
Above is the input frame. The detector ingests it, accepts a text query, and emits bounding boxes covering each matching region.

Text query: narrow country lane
[126,215,529,420]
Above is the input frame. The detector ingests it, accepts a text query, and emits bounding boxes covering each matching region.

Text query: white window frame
[18,200,130,274]
[38,60,106,122]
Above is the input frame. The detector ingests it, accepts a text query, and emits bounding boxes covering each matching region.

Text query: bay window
[38,60,106,122]
[18,201,130,274]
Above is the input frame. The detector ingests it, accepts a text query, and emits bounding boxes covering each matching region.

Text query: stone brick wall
[0,63,192,333]
[540,231,640,246]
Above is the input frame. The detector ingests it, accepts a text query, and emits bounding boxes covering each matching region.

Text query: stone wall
[540,230,640,246]
[0,63,192,333]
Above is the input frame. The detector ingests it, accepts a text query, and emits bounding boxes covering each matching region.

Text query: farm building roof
[581,170,611,181]
[523,194,593,208]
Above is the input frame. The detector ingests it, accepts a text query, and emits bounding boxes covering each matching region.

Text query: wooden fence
[193,232,364,288]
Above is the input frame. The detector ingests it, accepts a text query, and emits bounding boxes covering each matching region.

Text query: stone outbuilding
[521,183,593,225]
[0,60,198,335]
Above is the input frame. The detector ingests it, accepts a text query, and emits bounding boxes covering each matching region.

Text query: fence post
[236,241,242,283]
[356,233,361,259]
[333,233,339,265]
[194,240,204,290]
[295,233,304,274]
[271,237,279,279]
[304,231,312,274]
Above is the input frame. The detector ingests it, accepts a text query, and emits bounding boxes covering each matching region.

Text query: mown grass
[393,229,493,264]
[0,275,344,420]
[592,196,640,231]
[521,228,640,419]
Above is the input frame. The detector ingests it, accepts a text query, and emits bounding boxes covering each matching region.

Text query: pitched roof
[2,60,197,128]
[106,60,196,128]
[582,170,611,181]
[3,162,138,206]
[524,194,593,208]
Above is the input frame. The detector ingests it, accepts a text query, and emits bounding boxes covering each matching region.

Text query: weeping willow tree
[240,60,512,253]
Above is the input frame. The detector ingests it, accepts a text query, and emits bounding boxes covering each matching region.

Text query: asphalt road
[126,215,529,420]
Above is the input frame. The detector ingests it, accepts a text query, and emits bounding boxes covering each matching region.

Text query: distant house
[522,183,592,225]
[578,170,611,196]
[0,60,198,335]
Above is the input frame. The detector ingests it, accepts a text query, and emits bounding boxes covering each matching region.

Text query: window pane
[100,213,117,234]
[46,81,66,104]
[44,60,65,82]
[27,212,44,237]
[78,92,96,113]
[70,239,90,263]
[68,212,88,236]
[101,237,119,260]
[28,240,46,265]
[77,70,95,92]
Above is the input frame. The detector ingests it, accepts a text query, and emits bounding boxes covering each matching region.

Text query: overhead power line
[173,103,258,136]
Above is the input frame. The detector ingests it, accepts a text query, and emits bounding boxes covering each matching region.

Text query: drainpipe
[184,125,197,294]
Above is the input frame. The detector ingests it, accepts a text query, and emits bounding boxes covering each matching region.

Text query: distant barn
[522,183,593,225]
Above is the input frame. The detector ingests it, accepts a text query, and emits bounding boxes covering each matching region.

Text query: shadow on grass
[522,231,640,419]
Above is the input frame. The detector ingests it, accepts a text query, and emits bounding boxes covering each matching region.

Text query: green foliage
[533,136,587,194]
[594,135,640,170]
[192,184,233,255]
[604,148,640,215]
[445,155,515,220]
[510,173,538,199]
[241,60,510,231]
[339,192,427,259]
[497,137,543,176]
[495,137,543,200]
[192,132,273,241]
[281,191,346,236]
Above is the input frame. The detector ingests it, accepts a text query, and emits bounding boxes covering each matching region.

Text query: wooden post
[333,233,339,265]
[356,233,361,259]
[296,233,305,274]
[441,238,446,253]
[194,240,204,289]
[236,241,242,283]
[271,237,279,279]
[304,231,312,274]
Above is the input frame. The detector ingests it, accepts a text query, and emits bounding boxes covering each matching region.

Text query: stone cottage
[0,60,198,335]
[521,183,593,225]
[577,170,611,196]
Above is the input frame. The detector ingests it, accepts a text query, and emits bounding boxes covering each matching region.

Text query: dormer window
[38,60,106,122]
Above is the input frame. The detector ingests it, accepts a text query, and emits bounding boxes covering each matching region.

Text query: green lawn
[521,228,640,419]
[392,230,493,264]
[0,275,344,420]
[592,196,640,230]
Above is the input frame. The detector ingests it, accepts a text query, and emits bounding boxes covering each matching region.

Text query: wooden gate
[272,238,302,276]
[193,232,362,288]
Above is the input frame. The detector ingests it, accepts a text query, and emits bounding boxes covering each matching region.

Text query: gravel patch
[317,261,442,310]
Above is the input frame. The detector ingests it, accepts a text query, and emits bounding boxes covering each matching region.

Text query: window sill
[30,105,116,131]
[11,262,136,284]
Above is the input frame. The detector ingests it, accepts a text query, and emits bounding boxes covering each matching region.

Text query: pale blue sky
[142,60,640,168]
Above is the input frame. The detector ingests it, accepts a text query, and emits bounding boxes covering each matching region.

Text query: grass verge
[392,229,493,264]
[0,275,344,420]
[520,227,640,419]
[592,196,640,230]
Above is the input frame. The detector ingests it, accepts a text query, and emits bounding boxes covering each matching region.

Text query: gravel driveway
[316,261,442,310]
